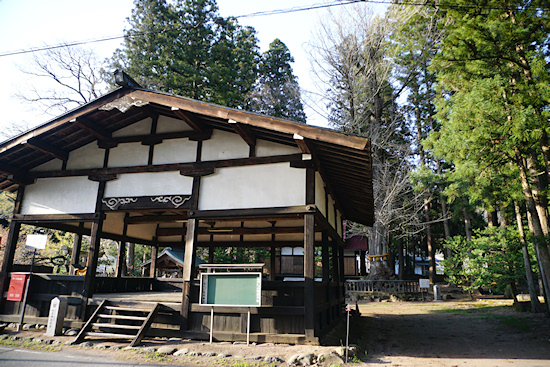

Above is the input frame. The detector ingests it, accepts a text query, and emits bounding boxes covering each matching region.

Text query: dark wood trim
[306,167,315,205]
[314,211,344,247]
[173,109,205,133]
[125,214,189,225]
[116,214,129,278]
[229,120,256,147]
[189,205,315,220]
[129,89,370,150]
[30,153,303,179]
[322,231,329,283]
[73,117,113,143]
[82,179,106,300]
[303,213,315,340]
[157,225,306,237]
[24,137,69,161]
[180,167,215,177]
[88,173,118,182]
[147,115,158,164]
[101,194,192,211]
[12,213,102,223]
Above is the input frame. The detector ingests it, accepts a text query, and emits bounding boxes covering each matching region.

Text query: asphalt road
[0,345,189,367]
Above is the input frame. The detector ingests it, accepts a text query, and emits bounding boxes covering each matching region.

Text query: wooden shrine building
[0,72,373,344]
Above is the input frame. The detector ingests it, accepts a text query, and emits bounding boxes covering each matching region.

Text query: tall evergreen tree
[427,0,550,307]
[110,0,260,108]
[247,39,306,122]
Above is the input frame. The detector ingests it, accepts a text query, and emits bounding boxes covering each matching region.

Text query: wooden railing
[346,279,420,294]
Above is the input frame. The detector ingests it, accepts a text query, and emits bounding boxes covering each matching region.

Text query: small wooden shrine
[0,71,373,344]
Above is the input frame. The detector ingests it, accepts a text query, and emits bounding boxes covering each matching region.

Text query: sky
[0,0,387,134]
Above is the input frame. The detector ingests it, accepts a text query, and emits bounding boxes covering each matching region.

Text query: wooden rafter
[23,138,68,161]
[172,108,205,133]
[229,119,256,146]
[73,117,113,142]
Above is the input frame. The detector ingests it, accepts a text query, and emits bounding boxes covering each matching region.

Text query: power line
[0,0,546,58]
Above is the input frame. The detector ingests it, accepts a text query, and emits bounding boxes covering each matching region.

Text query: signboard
[26,234,47,249]
[200,272,262,307]
[7,273,30,301]
[419,278,430,289]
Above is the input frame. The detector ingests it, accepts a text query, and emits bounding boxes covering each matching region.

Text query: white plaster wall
[156,115,194,133]
[201,130,249,161]
[30,158,63,172]
[112,118,152,137]
[256,139,300,157]
[337,210,343,237]
[21,177,98,214]
[153,138,197,165]
[104,172,193,197]
[198,163,306,210]
[102,212,125,236]
[315,172,326,216]
[127,222,157,241]
[66,142,105,170]
[328,195,336,229]
[108,142,149,168]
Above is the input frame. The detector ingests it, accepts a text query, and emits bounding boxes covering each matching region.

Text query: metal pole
[17,248,36,331]
[247,307,251,346]
[345,306,350,363]
[210,306,214,343]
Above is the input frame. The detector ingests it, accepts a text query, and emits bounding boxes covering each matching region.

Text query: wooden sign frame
[199,272,262,307]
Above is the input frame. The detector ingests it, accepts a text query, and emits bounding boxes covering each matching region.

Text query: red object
[7,273,30,301]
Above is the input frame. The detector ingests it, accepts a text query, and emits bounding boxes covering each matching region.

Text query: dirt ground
[2,298,550,366]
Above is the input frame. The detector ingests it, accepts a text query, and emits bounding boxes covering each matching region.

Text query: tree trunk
[516,148,550,312]
[368,223,391,279]
[398,241,404,280]
[514,201,544,312]
[127,243,135,275]
[527,153,549,235]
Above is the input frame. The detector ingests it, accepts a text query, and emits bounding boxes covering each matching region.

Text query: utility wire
[0,0,546,58]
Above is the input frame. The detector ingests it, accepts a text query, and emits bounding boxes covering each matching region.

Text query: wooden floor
[93,291,182,304]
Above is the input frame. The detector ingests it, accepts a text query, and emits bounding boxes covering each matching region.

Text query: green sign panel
[200,273,262,307]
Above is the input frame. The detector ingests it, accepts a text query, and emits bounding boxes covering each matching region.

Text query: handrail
[346,280,420,294]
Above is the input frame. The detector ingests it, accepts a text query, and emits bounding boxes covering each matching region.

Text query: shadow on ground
[342,301,550,364]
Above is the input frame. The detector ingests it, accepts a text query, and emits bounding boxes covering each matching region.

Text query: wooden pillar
[321,231,329,283]
[181,218,198,329]
[69,223,84,275]
[82,219,103,299]
[304,213,315,340]
[0,188,25,310]
[331,238,339,283]
[150,245,158,278]
[208,246,214,264]
[82,180,105,299]
[270,246,276,281]
[115,214,129,278]
[338,245,345,298]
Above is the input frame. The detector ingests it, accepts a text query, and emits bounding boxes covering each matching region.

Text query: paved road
[0,346,189,367]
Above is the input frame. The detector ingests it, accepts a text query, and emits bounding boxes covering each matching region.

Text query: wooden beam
[172,108,205,133]
[293,134,310,154]
[125,214,189,225]
[229,119,256,146]
[24,138,69,161]
[190,205,315,220]
[303,213,316,341]
[12,213,102,223]
[157,225,307,237]
[129,89,370,150]
[30,153,303,179]
[73,117,113,142]
[69,223,84,275]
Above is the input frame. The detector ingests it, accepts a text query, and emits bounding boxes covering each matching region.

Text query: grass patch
[433,305,511,315]
[0,339,62,352]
